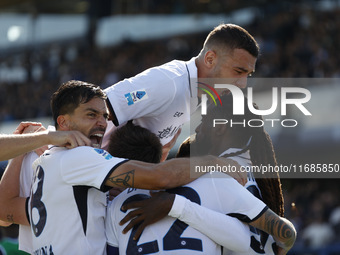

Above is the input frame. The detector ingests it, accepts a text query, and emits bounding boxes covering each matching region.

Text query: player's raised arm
[0,122,91,161]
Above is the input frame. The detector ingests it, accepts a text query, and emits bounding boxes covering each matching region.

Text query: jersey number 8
[30,166,47,237]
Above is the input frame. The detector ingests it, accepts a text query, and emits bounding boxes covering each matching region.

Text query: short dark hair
[107,121,162,164]
[176,136,191,158]
[203,23,259,57]
[51,80,106,128]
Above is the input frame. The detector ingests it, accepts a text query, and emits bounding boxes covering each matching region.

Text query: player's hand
[107,187,125,201]
[22,124,45,134]
[160,128,182,162]
[219,158,247,186]
[119,191,175,240]
[22,125,48,156]
[47,130,91,148]
[13,121,42,135]
[226,168,247,186]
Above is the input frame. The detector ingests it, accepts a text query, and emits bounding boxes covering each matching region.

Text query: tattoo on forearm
[108,170,135,188]
[264,210,295,248]
[6,214,14,223]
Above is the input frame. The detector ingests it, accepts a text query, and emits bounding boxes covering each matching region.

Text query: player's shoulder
[159,59,187,76]
[66,146,117,160]
[31,146,65,168]
[109,188,149,211]
[135,59,187,80]
[46,146,116,165]
[59,145,106,154]
[163,59,186,69]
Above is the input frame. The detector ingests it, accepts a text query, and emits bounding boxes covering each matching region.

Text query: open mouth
[90,133,104,148]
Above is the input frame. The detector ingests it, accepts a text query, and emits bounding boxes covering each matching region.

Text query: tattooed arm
[105,156,242,190]
[249,208,296,253]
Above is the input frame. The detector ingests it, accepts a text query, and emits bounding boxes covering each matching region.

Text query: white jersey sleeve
[18,152,38,253]
[19,152,38,197]
[105,67,177,126]
[59,147,128,190]
[168,174,268,251]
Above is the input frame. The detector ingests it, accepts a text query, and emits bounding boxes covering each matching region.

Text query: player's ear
[57,115,71,130]
[204,50,217,69]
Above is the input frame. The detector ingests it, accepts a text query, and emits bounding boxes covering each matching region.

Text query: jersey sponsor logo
[94,148,113,160]
[124,89,148,106]
[173,112,184,117]
[33,245,54,255]
[157,125,181,139]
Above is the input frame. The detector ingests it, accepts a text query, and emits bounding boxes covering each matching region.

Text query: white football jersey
[27,146,127,255]
[103,57,198,147]
[220,149,277,255]
[105,172,267,254]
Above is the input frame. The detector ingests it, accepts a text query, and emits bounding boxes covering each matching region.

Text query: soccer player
[0,124,57,253]
[0,122,91,161]
[0,123,93,252]
[105,121,261,254]
[0,80,237,255]
[118,94,296,255]
[103,23,259,161]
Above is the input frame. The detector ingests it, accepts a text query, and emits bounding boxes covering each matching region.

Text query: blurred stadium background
[0,0,340,254]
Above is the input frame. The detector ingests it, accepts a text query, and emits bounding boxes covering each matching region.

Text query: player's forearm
[143,155,220,189]
[250,209,296,251]
[0,197,29,225]
[105,157,201,190]
[155,155,224,189]
[0,132,49,161]
[272,217,297,251]
[2,156,25,199]
[106,156,228,190]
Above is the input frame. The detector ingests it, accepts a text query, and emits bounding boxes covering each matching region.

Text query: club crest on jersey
[94,148,113,160]
[157,125,181,139]
[125,89,148,106]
